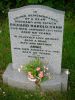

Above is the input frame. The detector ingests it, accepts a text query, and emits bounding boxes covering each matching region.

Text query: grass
[0,17,75,100]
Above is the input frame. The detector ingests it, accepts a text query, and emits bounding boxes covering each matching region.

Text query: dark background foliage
[0,0,75,18]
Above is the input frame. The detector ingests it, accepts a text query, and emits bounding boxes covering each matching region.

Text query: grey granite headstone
[3,5,68,91]
[8,5,64,74]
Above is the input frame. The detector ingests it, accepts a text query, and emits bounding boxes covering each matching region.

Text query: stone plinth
[3,63,68,91]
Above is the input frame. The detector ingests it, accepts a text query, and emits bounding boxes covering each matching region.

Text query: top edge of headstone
[9,5,65,15]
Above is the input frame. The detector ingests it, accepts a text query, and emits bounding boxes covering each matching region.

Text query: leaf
[28,0,38,3]
[41,76,48,82]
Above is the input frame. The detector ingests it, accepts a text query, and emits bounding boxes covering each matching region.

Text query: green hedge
[0,0,75,18]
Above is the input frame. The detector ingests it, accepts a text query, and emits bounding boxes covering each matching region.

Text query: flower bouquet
[22,58,51,83]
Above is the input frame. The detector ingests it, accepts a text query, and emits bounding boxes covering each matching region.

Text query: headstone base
[3,63,68,91]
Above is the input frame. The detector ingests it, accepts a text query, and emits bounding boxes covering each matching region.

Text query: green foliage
[0,83,68,100]
[0,19,11,69]
[27,0,44,3]
[0,0,75,18]
[28,0,39,3]
[41,76,48,82]
[22,58,49,82]
[23,58,43,72]
[16,0,28,7]
[22,58,43,76]
[39,0,43,3]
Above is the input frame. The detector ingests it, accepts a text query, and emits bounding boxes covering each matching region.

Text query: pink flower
[36,67,40,71]
[39,71,44,78]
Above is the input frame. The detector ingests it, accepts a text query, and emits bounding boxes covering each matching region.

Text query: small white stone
[18,68,21,72]
[20,65,23,69]
[65,70,70,75]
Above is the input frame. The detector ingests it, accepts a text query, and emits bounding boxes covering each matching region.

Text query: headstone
[3,5,68,91]
[8,5,64,74]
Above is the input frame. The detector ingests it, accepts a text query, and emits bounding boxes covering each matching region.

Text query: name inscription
[8,6,64,74]
[10,11,62,59]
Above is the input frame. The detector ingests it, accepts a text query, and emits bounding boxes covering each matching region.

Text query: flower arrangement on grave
[21,58,52,85]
